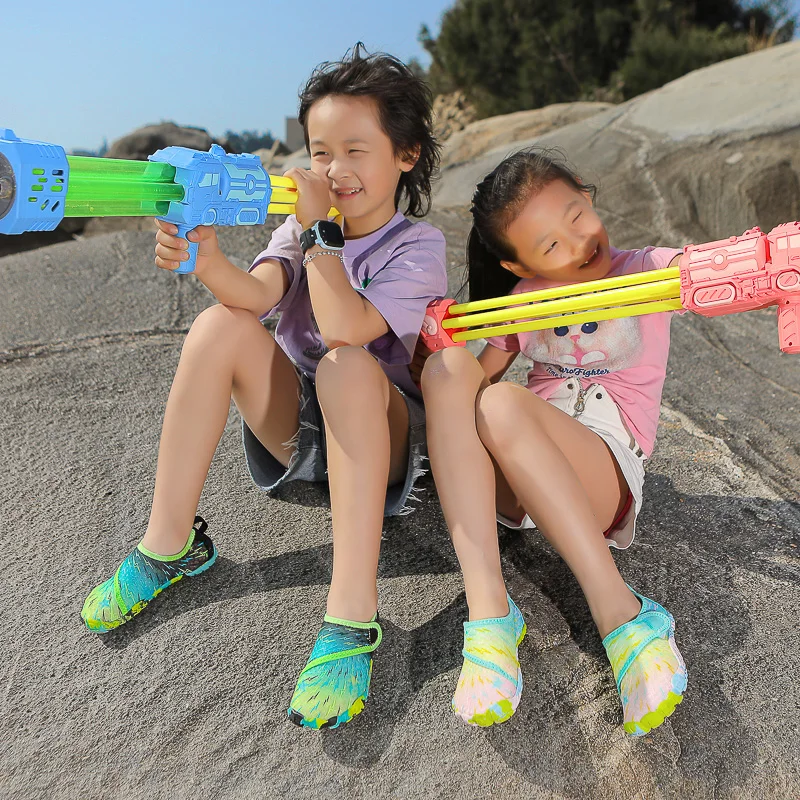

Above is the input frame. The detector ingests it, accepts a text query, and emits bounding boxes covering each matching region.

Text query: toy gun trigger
[172,222,199,274]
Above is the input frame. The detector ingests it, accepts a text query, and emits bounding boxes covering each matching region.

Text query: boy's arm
[157,221,289,317]
[284,167,390,347]
[477,343,518,384]
[303,246,390,348]
[198,253,289,317]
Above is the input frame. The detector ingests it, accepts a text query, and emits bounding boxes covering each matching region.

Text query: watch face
[318,221,345,249]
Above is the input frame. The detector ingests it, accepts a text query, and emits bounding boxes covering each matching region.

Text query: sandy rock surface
[1,205,798,799]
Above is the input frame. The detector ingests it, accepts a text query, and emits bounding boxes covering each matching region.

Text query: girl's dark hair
[466,148,596,302]
[298,43,440,218]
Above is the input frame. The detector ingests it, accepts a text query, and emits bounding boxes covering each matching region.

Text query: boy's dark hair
[298,43,440,218]
[466,148,596,302]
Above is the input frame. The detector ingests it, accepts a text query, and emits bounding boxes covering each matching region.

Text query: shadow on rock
[321,594,467,767]
[482,473,799,798]
[97,499,459,650]
[95,473,797,795]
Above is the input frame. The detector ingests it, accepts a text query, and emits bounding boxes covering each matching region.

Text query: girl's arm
[477,343,518,384]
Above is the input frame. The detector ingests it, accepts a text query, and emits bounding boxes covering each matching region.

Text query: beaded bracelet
[302,250,345,267]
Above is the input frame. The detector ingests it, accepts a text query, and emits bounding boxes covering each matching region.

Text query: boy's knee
[188,304,264,348]
[316,346,382,392]
[421,347,479,394]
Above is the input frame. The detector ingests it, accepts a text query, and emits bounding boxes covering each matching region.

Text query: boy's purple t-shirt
[485,246,682,456]
[249,212,447,399]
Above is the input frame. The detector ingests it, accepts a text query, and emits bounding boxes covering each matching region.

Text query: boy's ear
[399,145,420,173]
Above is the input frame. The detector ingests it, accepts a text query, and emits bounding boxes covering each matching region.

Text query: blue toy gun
[0,129,318,273]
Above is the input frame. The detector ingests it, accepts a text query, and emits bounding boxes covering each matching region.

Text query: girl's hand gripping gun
[420,222,800,354]
[0,128,334,274]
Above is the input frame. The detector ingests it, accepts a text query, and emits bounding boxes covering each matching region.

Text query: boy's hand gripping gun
[0,128,335,274]
[421,222,800,354]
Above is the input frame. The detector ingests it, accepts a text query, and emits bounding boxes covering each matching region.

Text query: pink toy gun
[680,222,800,352]
[421,222,800,354]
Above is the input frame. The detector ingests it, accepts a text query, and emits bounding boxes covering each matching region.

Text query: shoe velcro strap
[461,648,517,684]
[301,617,383,674]
[604,610,671,691]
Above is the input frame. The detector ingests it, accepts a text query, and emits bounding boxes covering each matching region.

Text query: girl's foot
[453,594,527,727]
[81,516,216,633]
[602,588,688,736]
[288,615,382,730]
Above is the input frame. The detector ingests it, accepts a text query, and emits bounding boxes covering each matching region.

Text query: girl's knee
[476,382,539,447]
[421,347,480,395]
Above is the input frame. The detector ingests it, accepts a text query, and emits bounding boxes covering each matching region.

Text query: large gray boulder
[105,122,216,161]
[434,41,800,251]
[440,102,612,170]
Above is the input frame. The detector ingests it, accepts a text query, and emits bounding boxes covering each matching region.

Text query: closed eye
[573,212,582,223]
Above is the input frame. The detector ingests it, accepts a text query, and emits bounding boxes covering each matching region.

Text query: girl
[81,46,447,731]
[420,149,687,735]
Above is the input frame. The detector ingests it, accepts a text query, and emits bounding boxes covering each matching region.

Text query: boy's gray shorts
[242,371,427,517]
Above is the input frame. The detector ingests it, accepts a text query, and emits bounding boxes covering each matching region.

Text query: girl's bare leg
[315,346,409,623]
[421,347,509,621]
[476,381,639,638]
[141,304,301,555]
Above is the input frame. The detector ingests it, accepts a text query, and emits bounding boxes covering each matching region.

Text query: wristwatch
[300,220,345,254]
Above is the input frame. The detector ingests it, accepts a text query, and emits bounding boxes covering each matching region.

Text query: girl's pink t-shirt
[485,246,681,457]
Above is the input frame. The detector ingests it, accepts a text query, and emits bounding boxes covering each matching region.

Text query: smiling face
[306,94,417,237]
[500,179,612,283]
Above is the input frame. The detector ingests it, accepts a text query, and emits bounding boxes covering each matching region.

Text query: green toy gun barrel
[63,156,184,217]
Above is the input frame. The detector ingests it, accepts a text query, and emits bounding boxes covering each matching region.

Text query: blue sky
[3,0,452,153]
[4,0,799,154]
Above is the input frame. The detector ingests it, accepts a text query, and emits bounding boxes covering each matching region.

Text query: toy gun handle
[420,298,467,352]
[778,297,800,354]
[173,222,199,275]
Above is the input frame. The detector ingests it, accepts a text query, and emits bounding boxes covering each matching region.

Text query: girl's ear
[500,258,532,278]
[399,145,420,173]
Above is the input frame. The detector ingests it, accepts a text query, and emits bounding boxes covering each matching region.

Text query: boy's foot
[453,594,527,727]
[81,516,216,634]
[287,615,382,730]
[602,588,688,736]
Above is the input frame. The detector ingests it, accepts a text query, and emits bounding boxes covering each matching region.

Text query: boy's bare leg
[315,346,409,623]
[475,382,640,638]
[142,305,301,555]
[421,348,510,621]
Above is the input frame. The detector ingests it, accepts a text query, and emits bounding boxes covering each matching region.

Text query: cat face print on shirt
[527,316,642,377]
